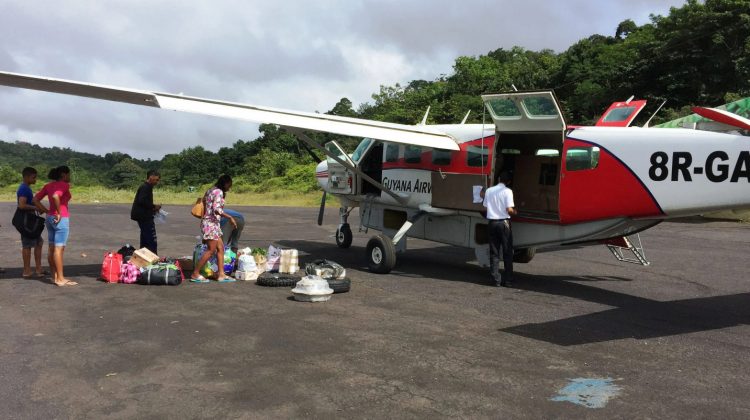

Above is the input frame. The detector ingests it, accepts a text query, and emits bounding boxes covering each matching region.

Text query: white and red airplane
[1,71,749,273]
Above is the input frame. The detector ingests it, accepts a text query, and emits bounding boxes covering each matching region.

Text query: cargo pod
[481,91,565,221]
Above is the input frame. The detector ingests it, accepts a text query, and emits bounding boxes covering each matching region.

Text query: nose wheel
[366,234,396,273]
[335,224,353,248]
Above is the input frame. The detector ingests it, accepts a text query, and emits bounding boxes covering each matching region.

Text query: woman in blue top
[16,167,47,278]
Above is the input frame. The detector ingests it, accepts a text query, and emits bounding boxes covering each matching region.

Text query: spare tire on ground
[326,277,351,294]
[256,272,302,287]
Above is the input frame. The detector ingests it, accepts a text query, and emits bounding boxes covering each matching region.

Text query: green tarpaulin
[654,97,750,128]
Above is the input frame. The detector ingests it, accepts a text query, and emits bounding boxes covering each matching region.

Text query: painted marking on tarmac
[550,377,622,408]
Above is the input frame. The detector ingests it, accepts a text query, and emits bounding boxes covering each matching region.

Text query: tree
[0,164,20,187]
[109,158,144,189]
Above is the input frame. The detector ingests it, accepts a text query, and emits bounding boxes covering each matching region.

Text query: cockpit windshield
[351,138,373,162]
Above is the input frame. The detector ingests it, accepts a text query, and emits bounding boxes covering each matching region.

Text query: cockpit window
[351,138,373,162]
[602,106,637,122]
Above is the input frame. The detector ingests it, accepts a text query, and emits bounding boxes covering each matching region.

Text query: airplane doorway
[493,132,561,220]
[358,142,383,195]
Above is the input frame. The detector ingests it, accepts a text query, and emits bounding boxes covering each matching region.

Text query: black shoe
[500,279,513,288]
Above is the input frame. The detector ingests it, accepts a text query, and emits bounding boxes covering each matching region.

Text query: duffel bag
[12,209,45,239]
[137,263,182,286]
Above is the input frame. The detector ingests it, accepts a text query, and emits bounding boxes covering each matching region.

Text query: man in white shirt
[482,172,517,287]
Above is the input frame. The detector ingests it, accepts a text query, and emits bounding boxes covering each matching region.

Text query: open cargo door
[481,91,566,220]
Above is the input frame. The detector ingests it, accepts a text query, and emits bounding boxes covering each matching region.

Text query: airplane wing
[0,71,459,151]
[691,106,750,131]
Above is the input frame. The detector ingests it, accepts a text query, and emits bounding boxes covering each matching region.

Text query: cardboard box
[234,270,259,281]
[130,248,159,268]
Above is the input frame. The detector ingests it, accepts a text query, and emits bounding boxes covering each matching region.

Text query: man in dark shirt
[130,170,161,254]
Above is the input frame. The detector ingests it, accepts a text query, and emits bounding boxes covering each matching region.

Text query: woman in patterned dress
[191,175,237,282]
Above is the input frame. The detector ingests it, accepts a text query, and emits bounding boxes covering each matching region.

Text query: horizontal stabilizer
[0,70,459,150]
[691,106,750,131]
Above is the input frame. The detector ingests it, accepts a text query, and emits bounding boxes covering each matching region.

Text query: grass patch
[0,185,325,207]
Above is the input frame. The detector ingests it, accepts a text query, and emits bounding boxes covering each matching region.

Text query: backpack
[100,252,123,283]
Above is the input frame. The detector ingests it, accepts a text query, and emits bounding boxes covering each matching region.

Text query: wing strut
[282,127,407,204]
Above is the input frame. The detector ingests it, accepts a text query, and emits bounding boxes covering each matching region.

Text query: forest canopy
[1,0,748,191]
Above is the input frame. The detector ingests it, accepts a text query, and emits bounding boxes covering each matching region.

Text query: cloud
[0,0,686,158]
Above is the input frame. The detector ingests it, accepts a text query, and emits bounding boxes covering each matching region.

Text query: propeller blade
[317,191,326,226]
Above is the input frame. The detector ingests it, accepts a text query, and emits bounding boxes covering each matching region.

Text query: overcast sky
[0,0,686,159]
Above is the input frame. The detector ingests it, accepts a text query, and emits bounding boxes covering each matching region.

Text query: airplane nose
[315,160,329,190]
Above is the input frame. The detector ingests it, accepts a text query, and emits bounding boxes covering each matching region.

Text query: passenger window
[432,149,452,166]
[385,143,400,163]
[405,146,422,163]
[566,147,600,171]
[467,145,488,167]
[535,149,560,157]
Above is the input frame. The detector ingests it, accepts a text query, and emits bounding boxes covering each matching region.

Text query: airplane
[1,71,749,275]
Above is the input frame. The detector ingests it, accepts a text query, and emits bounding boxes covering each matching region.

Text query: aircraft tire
[326,277,351,293]
[513,247,536,263]
[366,234,396,274]
[336,224,353,248]
[256,272,303,287]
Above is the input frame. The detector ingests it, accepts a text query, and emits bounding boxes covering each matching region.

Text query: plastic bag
[154,209,169,224]
[266,244,282,272]
[238,253,257,272]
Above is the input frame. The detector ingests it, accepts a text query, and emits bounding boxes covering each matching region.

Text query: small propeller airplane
[1,71,749,274]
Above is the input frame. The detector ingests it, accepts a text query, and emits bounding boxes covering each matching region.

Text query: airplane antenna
[625,95,635,104]
[481,104,487,187]
[511,84,518,92]
[419,106,431,125]
[460,110,471,124]
[643,100,668,128]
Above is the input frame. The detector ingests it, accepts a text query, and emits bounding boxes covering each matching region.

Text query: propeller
[317,190,326,226]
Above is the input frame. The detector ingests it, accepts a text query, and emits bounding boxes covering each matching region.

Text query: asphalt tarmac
[1,202,749,419]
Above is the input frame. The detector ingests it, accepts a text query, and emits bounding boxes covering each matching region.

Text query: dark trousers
[137,220,158,255]
[488,219,513,284]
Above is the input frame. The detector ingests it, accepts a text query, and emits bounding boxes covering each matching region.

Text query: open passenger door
[481,91,566,220]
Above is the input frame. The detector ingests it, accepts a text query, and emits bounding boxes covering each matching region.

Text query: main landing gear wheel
[513,247,536,263]
[336,224,353,248]
[366,234,396,274]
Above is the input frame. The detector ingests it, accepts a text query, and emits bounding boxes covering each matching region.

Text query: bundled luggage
[119,261,140,284]
[137,262,182,286]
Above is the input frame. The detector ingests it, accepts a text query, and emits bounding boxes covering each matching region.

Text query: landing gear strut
[335,207,353,249]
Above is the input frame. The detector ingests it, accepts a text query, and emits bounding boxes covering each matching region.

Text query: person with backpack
[17,167,47,278]
[33,166,76,287]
